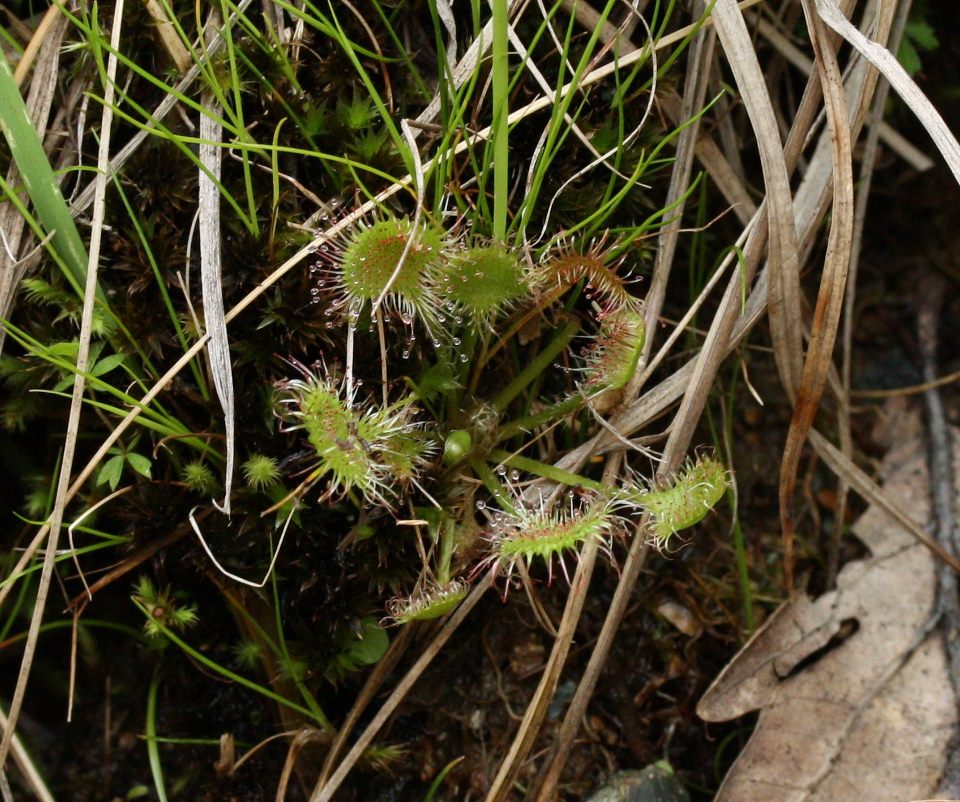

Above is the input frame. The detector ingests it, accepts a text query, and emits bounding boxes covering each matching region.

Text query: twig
[917,271,960,795]
[917,273,960,676]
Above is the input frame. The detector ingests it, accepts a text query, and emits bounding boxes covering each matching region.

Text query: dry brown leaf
[698,431,957,801]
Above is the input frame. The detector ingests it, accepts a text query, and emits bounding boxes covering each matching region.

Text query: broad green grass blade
[0,55,91,299]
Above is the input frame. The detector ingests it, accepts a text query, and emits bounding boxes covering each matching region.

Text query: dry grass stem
[198,9,235,516]
[779,0,855,591]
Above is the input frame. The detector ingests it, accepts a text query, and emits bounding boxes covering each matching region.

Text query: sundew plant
[5,0,938,797]
[0,0,736,796]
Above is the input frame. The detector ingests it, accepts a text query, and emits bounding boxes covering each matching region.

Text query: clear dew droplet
[453,337,461,346]
[402,350,410,359]
[459,353,468,362]
[496,465,507,476]
[510,470,520,481]
[476,500,486,510]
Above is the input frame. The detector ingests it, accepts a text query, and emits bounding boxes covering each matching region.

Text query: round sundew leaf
[441,245,528,319]
[496,501,614,563]
[300,383,354,454]
[583,307,646,391]
[631,456,728,543]
[536,248,641,313]
[339,217,445,303]
[380,428,431,482]
[387,579,469,625]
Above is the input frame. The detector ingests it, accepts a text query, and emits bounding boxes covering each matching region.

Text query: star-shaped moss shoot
[335,216,447,330]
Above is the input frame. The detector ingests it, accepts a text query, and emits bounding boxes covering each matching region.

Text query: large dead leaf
[697,429,957,801]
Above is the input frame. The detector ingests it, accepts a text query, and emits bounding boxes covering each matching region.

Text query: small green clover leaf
[343,618,389,666]
[96,438,152,491]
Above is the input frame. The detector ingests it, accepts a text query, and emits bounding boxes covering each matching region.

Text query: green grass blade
[0,56,92,300]
[146,668,170,802]
[491,0,509,241]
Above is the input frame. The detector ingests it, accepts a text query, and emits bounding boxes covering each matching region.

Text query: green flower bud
[443,429,472,465]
